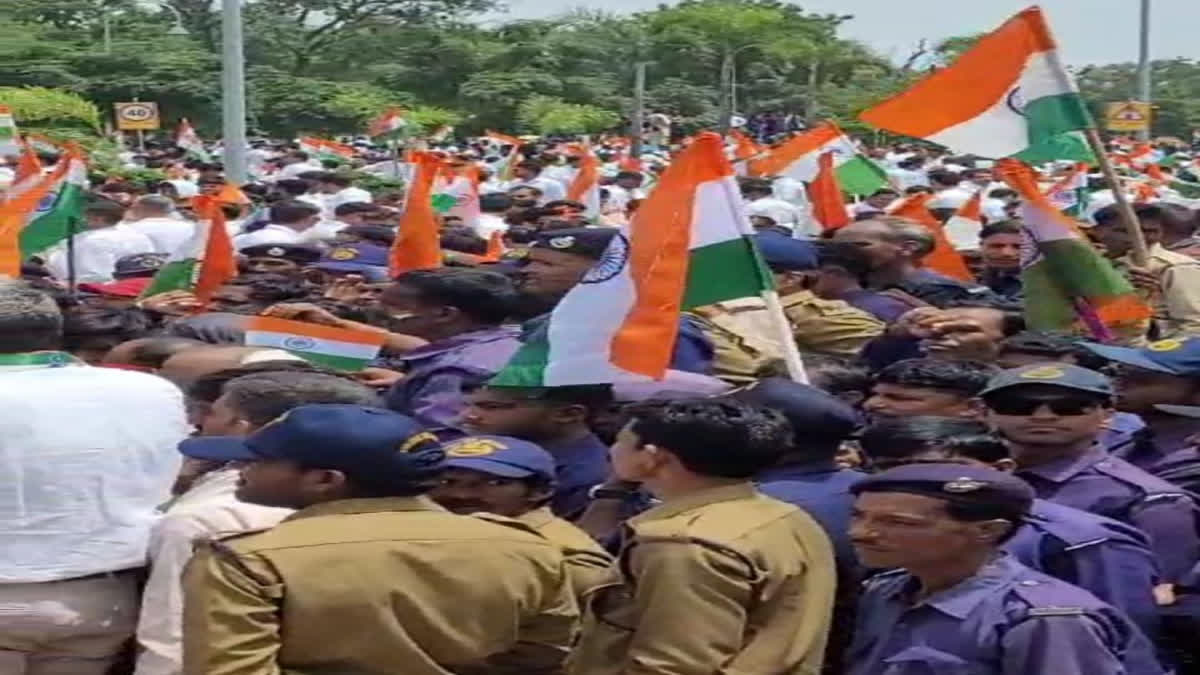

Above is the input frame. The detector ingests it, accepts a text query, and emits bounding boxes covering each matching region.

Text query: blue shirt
[1005,499,1160,641]
[542,433,609,520]
[837,289,912,323]
[849,555,1164,675]
[384,326,522,427]
[1018,445,1200,582]
[756,461,863,568]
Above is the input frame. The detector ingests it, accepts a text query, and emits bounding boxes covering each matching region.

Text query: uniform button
[1019,580,1039,586]
[1097,462,1111,469]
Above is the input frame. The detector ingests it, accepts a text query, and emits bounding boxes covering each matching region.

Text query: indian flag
[391,151,442,275]
[1045,162,1089,216]
[13,140,42,184]
[299,137,356,163]
[433,166,480,228]
[566,152,601,218]
[0,148,80,275]
[748,121,888,196]
[943,191,984,251]
[140,195,236,303]
[18,147,87,260]
[807,151,850,232]
[490,132,773,386]
[176,119,211,162]
[996,158,1149,334]
[0,105,18,156]
[888,193,972,280]
[368,108,407,139]
[860,7,1093,161]
[244,317,385,372]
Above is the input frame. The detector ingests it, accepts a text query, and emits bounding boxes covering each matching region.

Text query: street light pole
[631,62,648,157]
[1136,0,1152,141]
[221,0,248,183]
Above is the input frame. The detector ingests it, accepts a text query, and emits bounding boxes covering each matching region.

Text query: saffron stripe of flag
[140,195,236,305]
[566,152,601,218]
[244,316,385,371]
[0,153,73,276]
[807,151,850,232]
[859,7,1092,159]
[391,151,443,276]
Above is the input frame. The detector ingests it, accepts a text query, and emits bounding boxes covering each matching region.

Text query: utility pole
[103,11,112,54]
[1136,0,1152,141]
[631,62,648,157]
[717,51,733,134]
[221,0,248,182]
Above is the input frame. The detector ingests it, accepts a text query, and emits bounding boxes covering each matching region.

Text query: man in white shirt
[317,173,373,210]
[276,151,324,180]
[300,202,376,245]
[603,171,647,214]
[47,200,156,282]
[232,201,321,250]
[885,156,930,191]
[0,281,189,675]
[741,177,804,232]
[511,159,566,203]
[926,168,973,211]
[133,369,380,675]
[475,192,512,239]
[125,195,195,255]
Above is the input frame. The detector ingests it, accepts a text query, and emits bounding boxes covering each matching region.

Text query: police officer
[859,416,1161,642]
[981,363,1200,584]
[570,399,836,675]
[309,242,391,282]
[736,378,864,673]
[848,463,1165,675]
[239,243,322,276]
[431,434,613,599]
[181,404,577,675]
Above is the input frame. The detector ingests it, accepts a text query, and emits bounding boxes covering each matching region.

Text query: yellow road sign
[1105,101,1151,132]
[114,102,160,130]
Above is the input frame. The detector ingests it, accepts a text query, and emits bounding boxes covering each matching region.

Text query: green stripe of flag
[20,182,86,256]
[1025,93,1094,143]
[140,259,198,298]
[682,235,774,309]
[1024,239,1134,330]
[836,156,890,196]
[290,351,372,372]
[484,323,551,387]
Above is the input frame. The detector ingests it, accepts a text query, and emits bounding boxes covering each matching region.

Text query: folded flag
[12,147,87,264]
[368,108,407,139]
[0,105,19,156]
[391,151,442,276]
[807,151,850,232]
[860,7,1092,161]
[888,193,972,280]
[748,121,888,196]
[243,316,385,372]
[996,158,1149,334]
[943,190,984,251]
[490,132,773,386]
[176,119,212,162]
[567,152,601,218]
[140,195,236,304]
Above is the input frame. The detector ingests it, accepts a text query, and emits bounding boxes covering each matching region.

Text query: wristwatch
[587,483,641,501]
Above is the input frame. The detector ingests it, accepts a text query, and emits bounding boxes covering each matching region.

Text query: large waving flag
[859,7,1092,161]
[807,151,850,232]
[748,121,888,196]
[0,149,80,276]
[390,152,442,276]
[141,195,236,304]
[567,152,601,218]
[490,132,773,386]
[996,159,1149,334]
[176,119,211,162]
[943,191,984,251]
[888,193,972,281]
[12,147,87,264]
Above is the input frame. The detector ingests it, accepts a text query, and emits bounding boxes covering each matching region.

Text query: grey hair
[0,281,63,353]
[134,194,175,214]
[220,371,381,427]
[868,215,937,258]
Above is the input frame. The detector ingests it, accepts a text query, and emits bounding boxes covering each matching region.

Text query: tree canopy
[0,1,1194,140]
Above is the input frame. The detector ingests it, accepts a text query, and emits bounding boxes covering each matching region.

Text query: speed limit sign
[114,102,160,130]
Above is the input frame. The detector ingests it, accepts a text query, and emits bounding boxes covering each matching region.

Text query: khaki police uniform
[1119,243,1200,339]
[518,506,614,600]
[569,483,836,675]
[689,299,785,383]
[183,496,578,675]
[780,290,885,358]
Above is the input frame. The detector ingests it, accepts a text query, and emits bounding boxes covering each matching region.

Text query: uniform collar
[907,554,1022,619]
[517,505,555,529]
[284,495,445,522]
[0,350,84,372]
[1017,444,1105,483]
[630,482,757,524]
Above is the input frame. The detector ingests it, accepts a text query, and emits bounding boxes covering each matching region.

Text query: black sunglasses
[987,397,1102,416]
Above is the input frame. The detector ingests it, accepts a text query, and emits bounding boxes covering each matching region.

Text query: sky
[497,0,1199,67]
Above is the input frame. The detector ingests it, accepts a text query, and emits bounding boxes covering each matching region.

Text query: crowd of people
[2,129,1200,675]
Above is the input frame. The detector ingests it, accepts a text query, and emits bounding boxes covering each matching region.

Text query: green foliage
[0,86,101,130]
[517,96,620,134]
[1076,59,1200,139]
